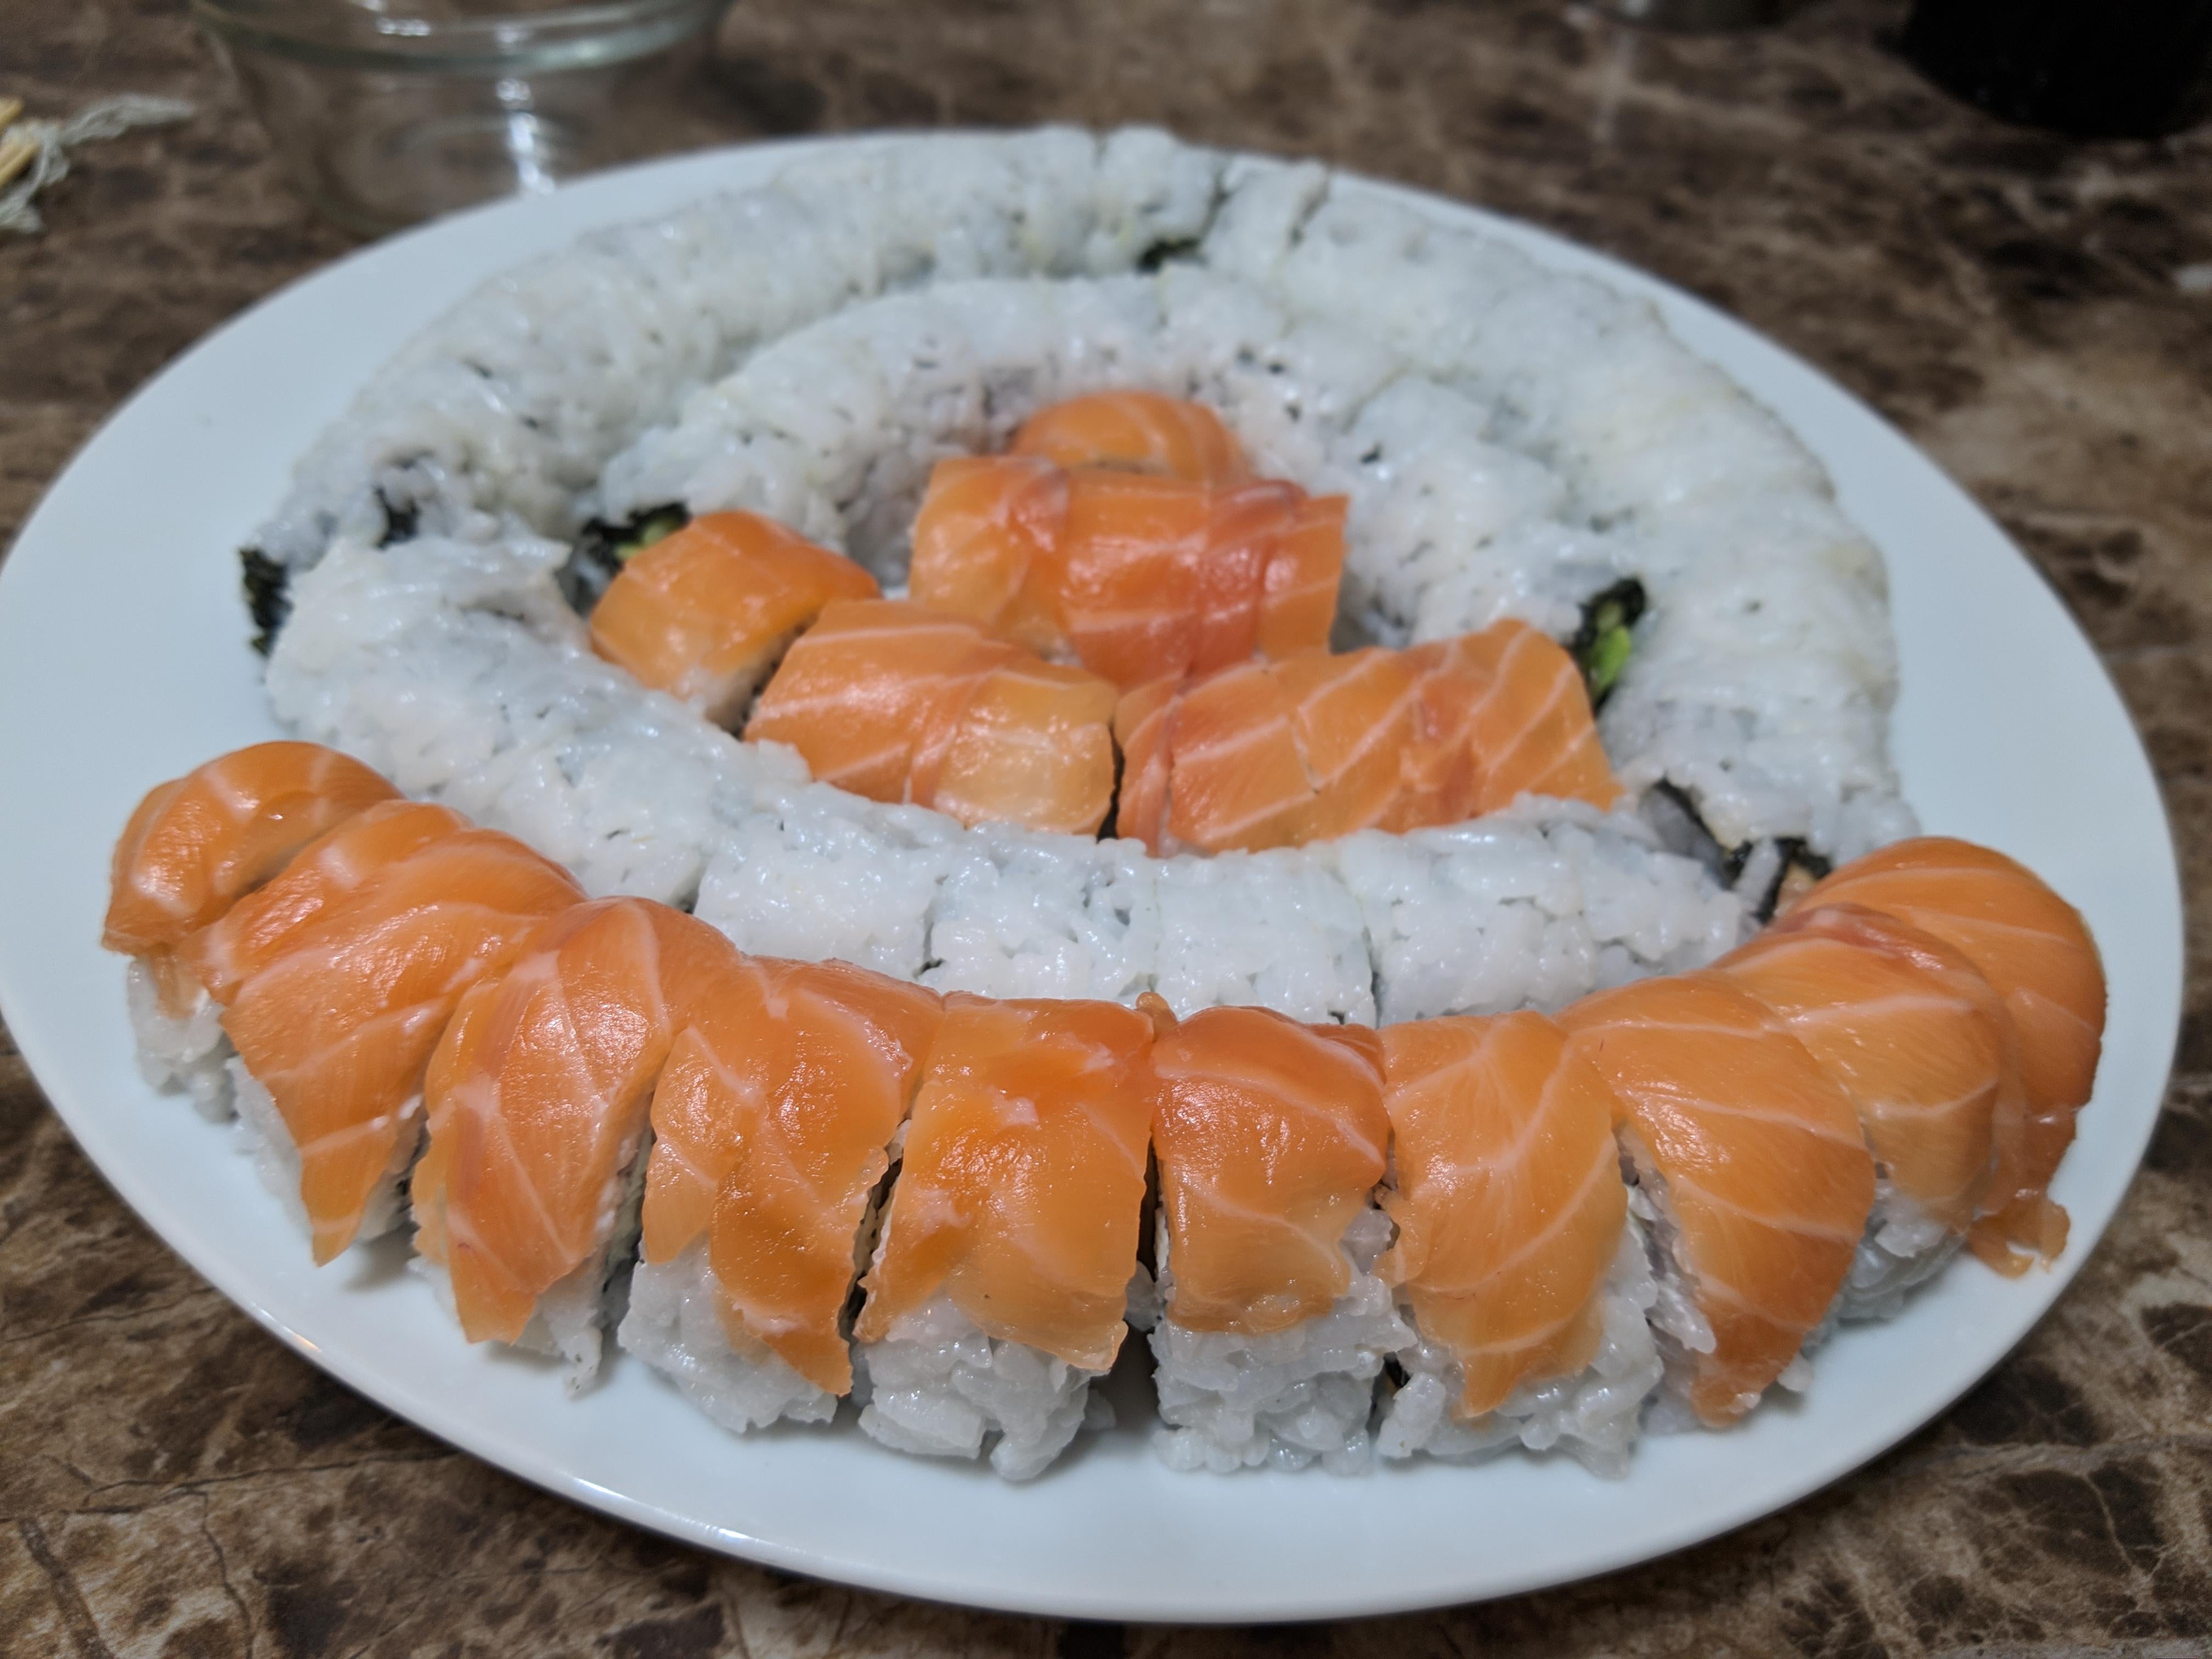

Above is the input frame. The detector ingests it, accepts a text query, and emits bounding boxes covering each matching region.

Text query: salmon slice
[744,597,1117,835]
[413,898,739,1345]
[1408,621,1622,815]
[1377,1012,1629,1418]
[1010,390,1251,487]
[853,993,1165,1370]
[1791,837,2107,1273]
[182,800,584,1262]
[1149,1005,1389,1335]
[104,741,398,1014]
[588,510,879,727]
[1111,648,1427,855]
[640,956,943,1396]
[906,455,1070,659]
[1559,972,1875,1426]
[908,461,1348,690]
[1719,903,2015,1239]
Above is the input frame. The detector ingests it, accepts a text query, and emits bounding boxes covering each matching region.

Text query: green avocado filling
[1569,577,1647,710]
[613,505,689,561]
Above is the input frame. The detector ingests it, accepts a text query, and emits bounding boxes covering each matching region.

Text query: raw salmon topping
[1379,1012,1628,1417]
[1150,1005,1389,1335]
[745,597,1118,836]
[1009,390,1252,486]
[589,511,879,727]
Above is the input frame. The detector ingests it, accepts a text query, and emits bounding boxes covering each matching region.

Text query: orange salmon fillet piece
[1379,1012,1629,1418]
[184,800,584,1263]
[1149,1005,1389,1336]
[909,459,1347,690]
[413,899,740,1346]
[104,741,398,1014]
[589,511,879,727]
[641,956,943,1395]
[746,597,1117,836]
[1720,903,2015,1239]
[854,992,1165,1371]
[1010,390,1252,487]
[1791,837,2106,1273]
[1560,972,1875,1427]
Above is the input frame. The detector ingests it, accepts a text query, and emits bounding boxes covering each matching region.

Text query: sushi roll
[1558,973,1876,1427]
[907,457,1348,690]
[1718,902,2016,1318]
[104,741,398,1118]
[1791,837,2107,1273]
[587,510,880,728]
[1144,1002,1409,1474]
[182,800,584,1262]
[410,898,740,1389]
[619,955,943,1432]
[1010,389,1254,485]
[1374,1012,1662,1475]
[851,992,1164,1480]
[743,598,1120,836]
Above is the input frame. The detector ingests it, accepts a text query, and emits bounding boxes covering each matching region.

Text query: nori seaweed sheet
[241,547,290,657]
[1643,780,1830,920]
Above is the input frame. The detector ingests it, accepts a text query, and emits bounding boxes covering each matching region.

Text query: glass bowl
[191,0,731,234]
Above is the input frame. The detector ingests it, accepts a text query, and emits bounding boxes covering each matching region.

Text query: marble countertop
[5,1,2211,1652]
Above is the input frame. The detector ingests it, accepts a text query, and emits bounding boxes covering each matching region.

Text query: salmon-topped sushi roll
[1144,1003,1408,1474]
[1009,390,1252,487]
[852,992,1164,1480]
[1559,972,1876,1427]
[180,800,584,1263]
[411,898,740,1388]
[104,741,398,1116]
[1375,1013,1661,1475]
[907,460,1348,691]
[1791,837,2107,1274]
[620,956,943,1432]
[1719,903,2017,1317]
[744,597,1118,836]
[588,510,879,727]
[1409,620,1623,817]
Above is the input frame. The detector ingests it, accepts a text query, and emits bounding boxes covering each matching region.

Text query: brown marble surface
[5,1,2211,1653]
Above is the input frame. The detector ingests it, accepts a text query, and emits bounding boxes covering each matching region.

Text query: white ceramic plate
[0,136,2180,1624]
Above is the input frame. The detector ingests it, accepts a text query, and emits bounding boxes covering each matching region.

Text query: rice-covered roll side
[1559,974,1876,1427]
[1145,1003,1407,1475]
[1373,1012,1661,1476]
[618,956,944,1433]
[410,899,739,1390]
[255,128,1227,573]
[179,800,583,1262]
[105,741,400,1119]
[1717,903,2017,1319]
[851,993,1164,1480]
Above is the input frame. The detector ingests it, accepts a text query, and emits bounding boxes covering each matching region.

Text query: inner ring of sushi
[253,128,1905,1030]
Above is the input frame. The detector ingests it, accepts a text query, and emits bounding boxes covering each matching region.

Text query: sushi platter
[0,133,2181,1620]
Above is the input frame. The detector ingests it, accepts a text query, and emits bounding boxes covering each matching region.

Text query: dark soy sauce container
[1903,0,2212,137]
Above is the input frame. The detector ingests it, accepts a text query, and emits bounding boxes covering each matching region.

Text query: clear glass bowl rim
[190,0,728,73]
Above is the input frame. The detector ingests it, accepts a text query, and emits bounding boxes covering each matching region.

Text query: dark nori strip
[1137,235,1201,273]
[1753,838,1833,924]
[375,489,420,547]
[241,547,291,657]
[1568,577,1647,711]
[556,504,692,613]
